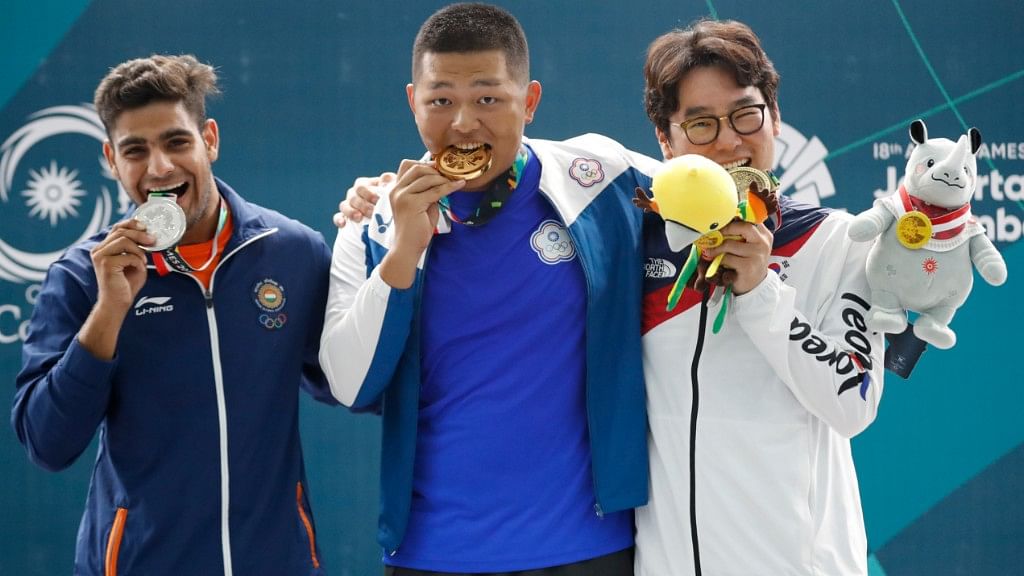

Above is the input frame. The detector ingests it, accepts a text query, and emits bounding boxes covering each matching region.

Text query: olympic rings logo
[531,220,577,264]
[568,157,605,188]
[259,313,287,330]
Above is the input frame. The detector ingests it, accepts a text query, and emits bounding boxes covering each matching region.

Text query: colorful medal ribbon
[438,147,528,227]
[154,198,228,274]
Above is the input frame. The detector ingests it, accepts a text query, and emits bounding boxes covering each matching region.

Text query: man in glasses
[337,15,884,576]
[636,19,883,576]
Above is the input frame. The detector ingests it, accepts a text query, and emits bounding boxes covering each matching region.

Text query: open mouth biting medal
[133,191,228,274]
[133,192,187,251]
[432,144,530,228]
[434,144,493,181]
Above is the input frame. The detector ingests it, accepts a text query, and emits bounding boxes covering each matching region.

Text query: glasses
[670,103,767,146]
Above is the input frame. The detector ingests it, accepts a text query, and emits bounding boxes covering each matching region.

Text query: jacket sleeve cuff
[66,336,117,388]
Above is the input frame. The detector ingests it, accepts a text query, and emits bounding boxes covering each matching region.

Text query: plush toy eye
[964,165,972,176]
[927,159,935,167]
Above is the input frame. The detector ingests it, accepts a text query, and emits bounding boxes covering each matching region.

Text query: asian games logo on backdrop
[0,104,130,345]
[771,122,837,208]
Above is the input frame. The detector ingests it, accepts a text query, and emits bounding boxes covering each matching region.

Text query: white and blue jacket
[320,134,660,554]
[12,179,336,575]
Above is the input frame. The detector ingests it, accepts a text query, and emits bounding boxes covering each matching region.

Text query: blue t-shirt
[386,147,632,571]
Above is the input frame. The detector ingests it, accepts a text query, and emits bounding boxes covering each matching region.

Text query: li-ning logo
[0,104,128,284]
[134,296,174,316]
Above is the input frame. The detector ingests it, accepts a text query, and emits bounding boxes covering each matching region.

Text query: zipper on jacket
[176,227,278,576]
[104,507,128,576]
[689,287,711,576]
[535,187,607,518]
[296,482,321,569]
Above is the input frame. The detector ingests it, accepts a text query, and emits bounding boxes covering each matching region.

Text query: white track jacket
[635,199,885,576]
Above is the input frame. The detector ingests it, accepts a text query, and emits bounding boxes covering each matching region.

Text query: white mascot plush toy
[848,119,1007,349]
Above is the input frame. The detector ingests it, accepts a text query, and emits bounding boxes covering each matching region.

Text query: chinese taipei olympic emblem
[253,278,287,330]
[531,219,577,265]
[0,104,126,284]
[568,157,604,188]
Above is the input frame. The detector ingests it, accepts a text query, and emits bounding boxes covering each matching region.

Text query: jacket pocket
[296,482,321,569]
[104,507,128,576]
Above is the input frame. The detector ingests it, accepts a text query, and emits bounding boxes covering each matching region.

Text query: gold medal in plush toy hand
[896,210,932,249]
[434,144,493,180]
[694,230,724,256]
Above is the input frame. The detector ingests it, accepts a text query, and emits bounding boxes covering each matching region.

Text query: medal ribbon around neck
[897,184,971,240]
[438,147,528,227]
[154,197,228,274]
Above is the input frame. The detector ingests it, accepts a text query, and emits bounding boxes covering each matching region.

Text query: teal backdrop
[1,1,1021,575]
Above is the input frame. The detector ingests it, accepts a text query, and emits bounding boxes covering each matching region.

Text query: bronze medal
[896,211,932,249]
[435,145,493,180]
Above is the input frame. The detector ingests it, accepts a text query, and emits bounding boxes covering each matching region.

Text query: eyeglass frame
[669,103,768,146]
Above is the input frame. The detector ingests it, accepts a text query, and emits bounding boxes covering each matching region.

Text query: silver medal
[133,194,187,252]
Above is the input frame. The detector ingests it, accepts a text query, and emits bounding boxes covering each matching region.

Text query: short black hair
[412,3,529,84]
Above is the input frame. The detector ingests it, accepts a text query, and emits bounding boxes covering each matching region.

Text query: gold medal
[694,230,724,261]
[728,166,777,196]
[897,211,932,249]
[434,144,493,180]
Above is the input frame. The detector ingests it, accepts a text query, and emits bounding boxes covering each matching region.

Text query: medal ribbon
[154,197,229,274]
[897,184,971,240]
[438,147,528,227]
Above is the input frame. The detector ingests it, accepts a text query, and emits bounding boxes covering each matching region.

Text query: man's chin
[462,173,499,192]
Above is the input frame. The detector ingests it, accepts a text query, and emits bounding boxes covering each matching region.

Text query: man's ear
[523,80,542,125]
[406,83,416,116]
[203,119,219,163]
[656,127,674,160]
[102,141,118,177]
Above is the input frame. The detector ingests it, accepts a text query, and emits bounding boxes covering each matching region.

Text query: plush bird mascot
[635,154,778,333]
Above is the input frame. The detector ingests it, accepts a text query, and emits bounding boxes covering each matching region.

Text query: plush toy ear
[910,119,927,145]
[969,127,982,154]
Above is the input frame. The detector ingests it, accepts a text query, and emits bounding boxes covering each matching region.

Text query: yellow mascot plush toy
[634,154,777,333]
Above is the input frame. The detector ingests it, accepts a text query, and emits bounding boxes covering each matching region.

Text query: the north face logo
[644,258,676,279]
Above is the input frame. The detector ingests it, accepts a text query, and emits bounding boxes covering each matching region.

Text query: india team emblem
[531,220,576,265]
[254,279,286,311]
[253,278,287,330]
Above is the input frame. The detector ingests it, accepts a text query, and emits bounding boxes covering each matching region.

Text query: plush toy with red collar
[848,119,1007,349]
